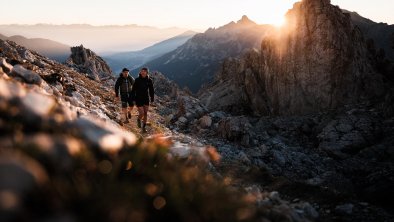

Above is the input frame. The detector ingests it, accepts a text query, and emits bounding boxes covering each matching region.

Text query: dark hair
[141,67,149,72]
[122,68,129,72]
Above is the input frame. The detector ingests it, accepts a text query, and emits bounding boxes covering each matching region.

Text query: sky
[1,0,393,31]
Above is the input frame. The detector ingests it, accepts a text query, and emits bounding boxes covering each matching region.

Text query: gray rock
[21,91,56,116]
[335,203,354,215]
[268,191,281,203]
[178,116,188,124]
[11,65,42,85]
[71,91,85,103]
[298,202,319,219]
[92,96,101,104]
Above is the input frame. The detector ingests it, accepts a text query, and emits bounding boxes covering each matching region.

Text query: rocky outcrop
[150,71,178,98]
[199,49,269,116]
[66,45,114,81]
[261,0,385,115]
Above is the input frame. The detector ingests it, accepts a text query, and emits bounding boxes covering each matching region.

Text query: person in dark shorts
[131,67,154,133]
[115,68,135,123]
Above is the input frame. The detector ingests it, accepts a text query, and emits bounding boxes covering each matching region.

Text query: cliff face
[261,0,384,115]
[66,45,113,81]
[199,50,269,116]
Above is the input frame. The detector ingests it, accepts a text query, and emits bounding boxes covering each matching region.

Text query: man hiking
[131,67,154,133]
[115,68,135,124]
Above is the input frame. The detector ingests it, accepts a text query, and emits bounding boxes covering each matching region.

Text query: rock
[272,150,287,167]
[199,115,212,128]
[92,96,101,104]
[71,91,85,103]
[298,202,319,219]
[21,91,56,116]
[0,152,48,193]
[151,71,179,97]
[11,65,42,85]
[237,151,251,165]
[0,58,13,73]
[0,78,27,101]
[74,116,137,153]
[268,191,281,203]
[65,96,84,108]
[178,116,188,124]
[318,114,380,158]
[66,45,113,81]
[217,116,252,142]
[335,203,354,215]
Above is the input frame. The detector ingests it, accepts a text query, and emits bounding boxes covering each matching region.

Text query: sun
[271,16,286,27]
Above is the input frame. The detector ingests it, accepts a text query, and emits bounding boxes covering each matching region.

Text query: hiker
[131,67,154,133]
[115,68,135,123]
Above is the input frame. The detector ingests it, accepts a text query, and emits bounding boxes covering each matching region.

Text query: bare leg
[122,107,128,120]
[137,106,144,128]
[143,105,149,125]
[127,106,133,118]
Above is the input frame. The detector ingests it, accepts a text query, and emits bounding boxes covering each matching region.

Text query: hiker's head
[140,67,148,78]
[122,68,129,77]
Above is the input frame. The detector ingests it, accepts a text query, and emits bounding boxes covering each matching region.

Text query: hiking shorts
[135,98,150,107]
[120,93,134,108]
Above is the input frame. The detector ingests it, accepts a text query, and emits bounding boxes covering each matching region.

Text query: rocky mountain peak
[302,0,331,6]
[66,44,113,81]
[237,15,256,25]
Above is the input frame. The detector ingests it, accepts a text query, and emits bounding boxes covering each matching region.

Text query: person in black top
[131,67,154,133]
[115,68,135,123]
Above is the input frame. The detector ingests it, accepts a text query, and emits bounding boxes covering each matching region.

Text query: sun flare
[271,15,287,27]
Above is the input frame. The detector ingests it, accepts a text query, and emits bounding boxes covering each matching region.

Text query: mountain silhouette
[104,31,197,73]
[0,34,70,62]
[138,16,273,92]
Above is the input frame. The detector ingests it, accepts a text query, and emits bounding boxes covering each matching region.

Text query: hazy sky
[1,0,393,30]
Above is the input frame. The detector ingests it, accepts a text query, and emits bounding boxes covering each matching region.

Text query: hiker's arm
[130,79,137,99]
[114,78,120,97]
[149,79,154,102]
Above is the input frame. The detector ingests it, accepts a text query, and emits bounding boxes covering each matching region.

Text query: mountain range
[344,10,394,60]
[137,16,274,92]
[0,34,70,62]
[104,31,197,73]
[0,24,190,53]
[136,11,394,93]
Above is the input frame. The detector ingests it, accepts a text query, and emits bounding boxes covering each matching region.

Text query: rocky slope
[66,45,114,82]
[139,16,274,92]
[0,39,319,221]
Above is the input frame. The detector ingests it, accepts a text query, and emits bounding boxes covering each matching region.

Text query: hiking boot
[127,111,131,119]
[142,126,147,133]
[137,119,141,128]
